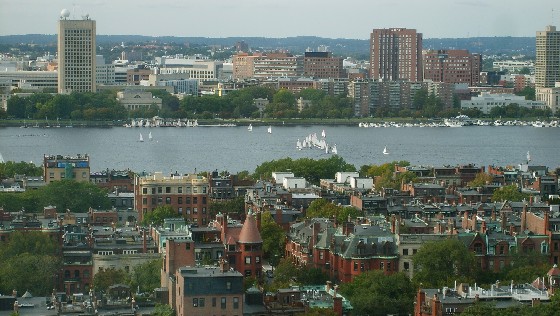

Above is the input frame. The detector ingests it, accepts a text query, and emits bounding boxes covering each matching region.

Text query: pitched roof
[238,213,262,244]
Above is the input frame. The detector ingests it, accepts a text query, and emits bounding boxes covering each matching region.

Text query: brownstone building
[134,172,209,224]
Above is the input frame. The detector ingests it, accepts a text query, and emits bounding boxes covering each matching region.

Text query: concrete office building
[370,28,423,81]
[57,10,96,93]
[535,25,560,88]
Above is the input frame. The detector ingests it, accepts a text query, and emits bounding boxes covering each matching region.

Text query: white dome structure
[60,8,70,19]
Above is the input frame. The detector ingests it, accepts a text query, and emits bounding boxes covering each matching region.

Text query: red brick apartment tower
[370,28,423,81]
[236,212,263,278]
[423,50,482,86]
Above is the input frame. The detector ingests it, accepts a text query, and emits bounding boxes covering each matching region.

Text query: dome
[61,9,70,18]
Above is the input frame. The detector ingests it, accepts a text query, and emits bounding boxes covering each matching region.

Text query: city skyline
[0,0,559,39]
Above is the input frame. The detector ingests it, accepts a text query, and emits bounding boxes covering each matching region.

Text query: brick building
[43,154,90,184]
[423,49,482,86]
[134,172,209,224]
[303,52,344,79]
[370,28,423,81]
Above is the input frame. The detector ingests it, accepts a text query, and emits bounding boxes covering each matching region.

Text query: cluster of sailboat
[359,118,560,128]
[125,118,198,128]
[295,129,338,155]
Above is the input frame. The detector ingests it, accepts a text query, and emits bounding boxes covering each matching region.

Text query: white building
[282,177,306,190]
[493,60,535,73]
[350,177,374,190]
[96,55,115,86]
[335,172,360,184]
[116,90,162,111]
[0,70,57,91]
[272,172,295,184]
[461,93,547,114]
[536,83,560,113]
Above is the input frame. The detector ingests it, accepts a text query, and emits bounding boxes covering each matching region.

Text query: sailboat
[248,124,253,132]
[267,126,272,134]
[331,144,338,155]
[148,131,153,141]
[296,139,302,150]
[383,146,389,155]
[527,151,531,163]
[139,133,144,142]
[321,129,326,138]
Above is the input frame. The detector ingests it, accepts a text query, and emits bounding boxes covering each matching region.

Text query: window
[157,187,162,194]
[380,262,384,270]
[474,243,483,254]
[193,298,198,307]
[212,297,216,307]
[142,188,147,194]
[178,187,183,193]
[233,297,239,309]
[83,270,89,278]
[151,188,156,194]
[193,197,198,204]
[387,262,391,271]
[166,187,171,193]
[186,197,191,204]
[319,252,324,260]
[245,256,251,264]
[178,197,182,204]
[199,298,205,307]
[221,297,226,309]
[245,270,252,277]
[202,197,207,204]
[226,281,231,290]
[165,197,171,204]
[193,208,198,214]
[354,262,358,271]
[178,207,182,214]
[404,262,410,271]
[403,249,409,256]
[142,198,147,205]
[255,256,260,264]
[186,243,191,250]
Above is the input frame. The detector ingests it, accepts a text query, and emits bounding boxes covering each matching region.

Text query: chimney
[333,296,343,316]
[544,211,550,234]
[521,204,527,232]
[256,211,261,232]
[463,211,469,230]
[491,207,496,221]
[275,207,282,225]
[142,229,147,253]
[343,222,355,236]
[326,281,332,293]
[431,294,442,316]
[481,221,487,234]
[219,258,229,273]
[391,214,396,234]
[501,212,507,232]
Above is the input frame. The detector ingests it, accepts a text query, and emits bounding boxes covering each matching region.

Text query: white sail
[527,151,531,162]
[383,146,389,155]
[139,133,144,142]
[149,131,153,141]
[248,124,253,132]
[331,144,338,155]
[267,126,272,134]
[321,129,326,138]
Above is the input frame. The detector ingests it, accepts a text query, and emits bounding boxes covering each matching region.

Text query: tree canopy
[339,270,415,316]
[260,211,286,265]
[142,205,182,226]
[253,156,356,185]
[306,199,362,223]
[0,231,62,295]
[468,172,494,187]
[413,238,477,288]
[0,161,42,179]
[492,185,530,202]
[129,259,162,294]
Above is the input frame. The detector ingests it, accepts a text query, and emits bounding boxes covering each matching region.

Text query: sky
[0,0,559,39]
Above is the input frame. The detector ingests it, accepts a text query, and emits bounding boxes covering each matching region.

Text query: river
[1,125,559,173]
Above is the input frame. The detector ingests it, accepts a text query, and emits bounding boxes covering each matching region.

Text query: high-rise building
[303,52,345,79]
[423,49,482,86]
[370,28,423,81]
[535,25,560,88]
[57,9,96,93]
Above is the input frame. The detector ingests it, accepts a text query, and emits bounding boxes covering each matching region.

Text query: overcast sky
[0,0,558,39]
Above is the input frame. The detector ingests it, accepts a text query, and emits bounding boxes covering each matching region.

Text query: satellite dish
[61,8,70,19]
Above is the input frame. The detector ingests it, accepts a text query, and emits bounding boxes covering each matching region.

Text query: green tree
[152,303,175,316]
[93,268,129,292]
[142,205,181,226]
[492,185,530,202]
[0,231,62,295]
[339,271,415,316]
[38,179,111,212]
[413,239,477,288]
[260,211,286,264]
[209,196,245,217]
[468,172,494,187]
[0,161,43,179]
[129,259,162,293]
[306,199,362,223]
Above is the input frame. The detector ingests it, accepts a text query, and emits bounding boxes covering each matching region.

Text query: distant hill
[0,34,536,57]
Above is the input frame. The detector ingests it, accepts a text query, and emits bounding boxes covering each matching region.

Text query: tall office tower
[422,50,482,86]
[535,25,560,88]
[370,28,423,81]
[57,9,96,93]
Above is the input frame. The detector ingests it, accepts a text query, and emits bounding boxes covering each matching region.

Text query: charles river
[1,124,559,173]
